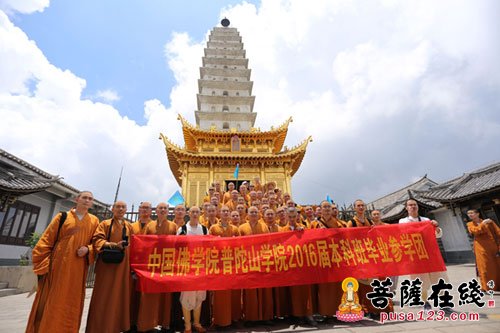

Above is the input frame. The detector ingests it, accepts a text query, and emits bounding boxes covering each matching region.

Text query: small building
[369,162,500,264]
[0,148,108,265]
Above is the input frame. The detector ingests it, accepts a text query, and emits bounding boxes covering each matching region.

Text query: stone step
[0,282,8,289]
[0,288,21,297]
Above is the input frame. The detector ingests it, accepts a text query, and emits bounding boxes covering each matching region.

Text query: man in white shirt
[399,199,449,313]
[177,206,207,333]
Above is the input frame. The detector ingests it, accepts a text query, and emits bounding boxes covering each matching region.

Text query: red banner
[130,222,446,293]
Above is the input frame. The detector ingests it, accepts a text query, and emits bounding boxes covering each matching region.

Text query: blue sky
[11,0,258,123]
[1,0,499,207]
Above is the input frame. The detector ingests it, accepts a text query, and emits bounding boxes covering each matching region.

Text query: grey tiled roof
[0,148,109,207]
[421,161,500,201]
[368,176,442,221]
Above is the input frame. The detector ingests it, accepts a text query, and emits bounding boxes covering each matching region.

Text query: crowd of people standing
[25,177,499,333]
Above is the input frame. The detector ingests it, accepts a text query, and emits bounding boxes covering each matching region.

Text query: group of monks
[25,177,499,333]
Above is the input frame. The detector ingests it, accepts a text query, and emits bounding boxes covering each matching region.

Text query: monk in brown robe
[136,202,178,332]
[347,199,394,318]
[209,205,241,328]
[467,209,500,291]
[26,191,99,333]
[239,206,273,324]
[129,201,153,330]
[311,201,344,322]
[225,190,240,212]
[282,207,318,327]
[86,201,134,333]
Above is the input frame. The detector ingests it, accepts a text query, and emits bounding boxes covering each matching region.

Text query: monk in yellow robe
[26,191,99,333]
[282,207,318,326]
[209,205,241,328]
[85,201,134,333]
[311,201,344,319]
[129,201,153,330]
[467,209,500,291]
[136,202,178,332]
[239,206,273,324]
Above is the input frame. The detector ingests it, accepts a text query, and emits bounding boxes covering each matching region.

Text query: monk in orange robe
[129,201,153,330]
[238,206,273,324]
[311,201,344,321]
[282,207,318,326]
[26,191,99,333]
[263,209,288,319]
[85,201,134,333]
[467,209,500,291]
[230,210,241,227]
[209,205,241,328]
[226,190,240,212]
[136,202,178,332]
[347,199,393,317]
[223,182,235,204]
[200,204,219,228]
[203,187,215,203]
[276,206,288,227]
[235,204,248,225]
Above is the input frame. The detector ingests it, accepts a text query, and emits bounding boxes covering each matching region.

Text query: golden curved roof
[159,132,312,186]
[178,114,291,153]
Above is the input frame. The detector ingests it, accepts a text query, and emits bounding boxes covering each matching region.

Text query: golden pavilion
[160,19,312,206]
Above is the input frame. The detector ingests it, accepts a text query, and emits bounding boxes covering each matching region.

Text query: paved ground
[1,264,498,332]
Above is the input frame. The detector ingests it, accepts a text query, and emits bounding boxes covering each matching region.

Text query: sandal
[192,324,206,333]
[183,330,192,333]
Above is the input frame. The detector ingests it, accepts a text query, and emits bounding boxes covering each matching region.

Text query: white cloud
[0,0,49,15]
[0,0,499,208]
[93,89,121,103]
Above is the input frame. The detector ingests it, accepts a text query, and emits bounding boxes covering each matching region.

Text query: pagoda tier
[196,26,256,131]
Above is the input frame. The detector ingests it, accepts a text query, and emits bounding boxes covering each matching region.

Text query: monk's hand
[430,220,439,227]
[77,246,89,257]
[483,218,492,224]
[115,241,125,250]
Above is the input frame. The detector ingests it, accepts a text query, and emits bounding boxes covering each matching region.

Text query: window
[0,201,40,245]
[223,91,228,96]
[211,106,215,112]
[236,107,240,112]
[212,91,215,96]
[236,92,240,96]
[224,65,228,69]
[223,122,230,130]
[231,135,241,151]
[223,106,229,112]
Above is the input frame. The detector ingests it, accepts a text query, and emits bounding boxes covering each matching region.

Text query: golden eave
[178,114,291,154]
[160,132,312,185]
